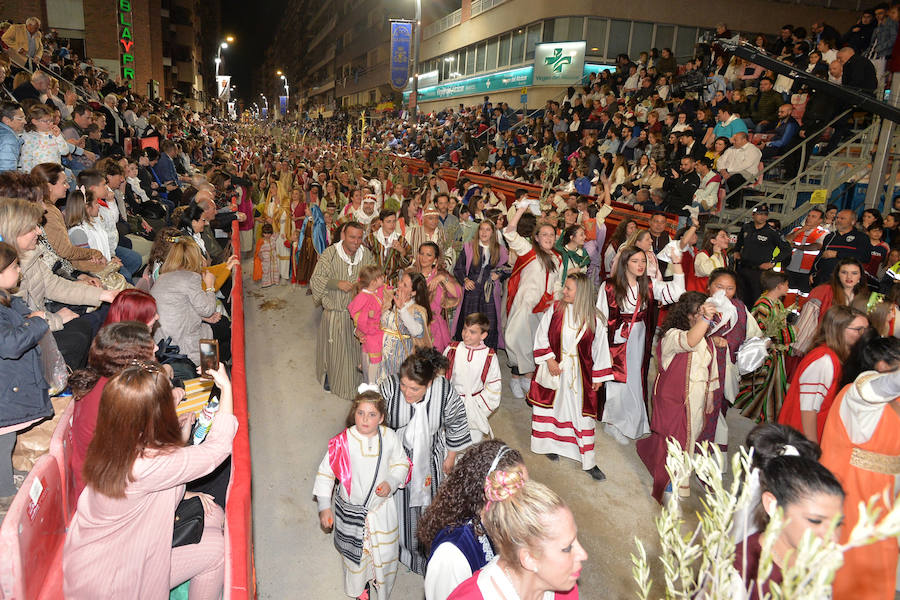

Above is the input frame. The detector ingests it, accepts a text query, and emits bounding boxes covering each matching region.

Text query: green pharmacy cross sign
[545,48,572,73]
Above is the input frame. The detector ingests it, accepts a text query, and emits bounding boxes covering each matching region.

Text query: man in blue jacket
[0,102,25,173]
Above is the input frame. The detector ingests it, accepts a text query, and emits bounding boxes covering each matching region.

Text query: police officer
[733,204,792,306]
[811,209,871,286]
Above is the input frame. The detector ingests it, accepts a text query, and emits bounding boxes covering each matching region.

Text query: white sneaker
[510,377,525,399]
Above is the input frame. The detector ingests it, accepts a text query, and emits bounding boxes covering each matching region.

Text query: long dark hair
[660,291,708,335]
[398,347,449,385]
[407,271,433,324]
[82,363,183,498]
[68,322,156,399]
[610,246,651,310]
[756,456,844,530]
[828,257,868,309]
[532,223,560,274]
[417,440,524,552]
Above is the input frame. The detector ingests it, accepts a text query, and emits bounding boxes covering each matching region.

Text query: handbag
[38,330,68,396]
[332,427,381,565]
[172,496,204,547]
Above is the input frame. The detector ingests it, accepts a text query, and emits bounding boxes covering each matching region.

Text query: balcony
[335,61,389,96]
[423,9,461,40]
[309,15,337,51]
[309,44,336,74]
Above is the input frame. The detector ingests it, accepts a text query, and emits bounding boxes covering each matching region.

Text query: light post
[260,94,268,120]
[215,35,233,77]
[276,70,290,119]
[411,0,421,118]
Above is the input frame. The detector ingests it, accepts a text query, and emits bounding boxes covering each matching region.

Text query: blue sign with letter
[390,21,413,91]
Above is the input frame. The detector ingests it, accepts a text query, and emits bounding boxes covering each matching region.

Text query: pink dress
[63,415,238,599]
[425,271,461,352]
[348,287,384,363]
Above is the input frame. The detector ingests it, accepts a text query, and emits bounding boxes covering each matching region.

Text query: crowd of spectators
[1,3,900,598]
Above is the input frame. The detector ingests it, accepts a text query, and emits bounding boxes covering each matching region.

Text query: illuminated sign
[118,0,134,87]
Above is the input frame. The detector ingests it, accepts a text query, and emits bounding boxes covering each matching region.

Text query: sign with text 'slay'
[534,41,586,86]
[390,21,413,91]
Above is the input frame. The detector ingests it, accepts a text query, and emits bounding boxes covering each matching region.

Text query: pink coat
[348,287,384,357]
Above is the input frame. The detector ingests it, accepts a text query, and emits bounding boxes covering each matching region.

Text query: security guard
[810,209,871,286]
[733,204,792,306]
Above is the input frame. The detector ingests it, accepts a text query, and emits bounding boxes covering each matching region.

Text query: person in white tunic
[529,274,614,480]
[503,201,562,399]
[314,389,411,600]
[596,246,685,443]
[442,313,502,443]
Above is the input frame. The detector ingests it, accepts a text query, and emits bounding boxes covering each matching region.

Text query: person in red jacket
[778,305,869,443]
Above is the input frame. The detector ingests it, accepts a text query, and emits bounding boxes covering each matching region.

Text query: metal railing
[471,0,507,18]
[717,108,854,210]
[423,9,462,40]
[717,114,879,229]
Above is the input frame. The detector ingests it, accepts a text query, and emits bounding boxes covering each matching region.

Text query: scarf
[335,242,364,278]
[375,228,400,261]
[403,392,433,508]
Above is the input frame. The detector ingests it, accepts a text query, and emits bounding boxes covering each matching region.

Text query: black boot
[587,466,606,481]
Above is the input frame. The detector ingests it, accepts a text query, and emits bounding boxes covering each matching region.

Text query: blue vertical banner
[279,96,288,115]
[389,20,413,91]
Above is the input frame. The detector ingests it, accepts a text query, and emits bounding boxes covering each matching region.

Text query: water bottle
[192,396,220,445]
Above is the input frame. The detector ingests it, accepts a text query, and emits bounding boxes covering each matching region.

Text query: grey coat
[150,270,216,365]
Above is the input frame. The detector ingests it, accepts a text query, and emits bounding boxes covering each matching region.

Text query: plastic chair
[47,401,77,521]
[0,454,67,600]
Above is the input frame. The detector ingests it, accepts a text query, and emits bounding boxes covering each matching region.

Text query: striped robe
[311,243,375,400]
[380,375,472,575]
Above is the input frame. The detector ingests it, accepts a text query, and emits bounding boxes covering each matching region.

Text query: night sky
[220,0,290,101]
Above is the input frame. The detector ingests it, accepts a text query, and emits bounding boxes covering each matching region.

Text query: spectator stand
[394,155,680,238]
[0,223,255,600]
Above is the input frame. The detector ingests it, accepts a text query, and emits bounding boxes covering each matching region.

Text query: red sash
[505,249,536,313]
[526,302,601,418]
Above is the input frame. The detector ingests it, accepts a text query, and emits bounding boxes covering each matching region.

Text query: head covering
[423,204,440,217]
[753,203,770,214]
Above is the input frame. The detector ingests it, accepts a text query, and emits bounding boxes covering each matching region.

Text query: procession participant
[364,209,412,286]
[310,221,375,400]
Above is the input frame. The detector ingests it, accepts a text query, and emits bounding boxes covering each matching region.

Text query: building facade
[5,0,218,106]
[412,0,861,113]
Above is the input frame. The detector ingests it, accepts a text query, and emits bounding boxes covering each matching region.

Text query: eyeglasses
[846,326,869,333]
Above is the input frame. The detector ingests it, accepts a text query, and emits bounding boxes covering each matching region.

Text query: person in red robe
[637,291,719,502]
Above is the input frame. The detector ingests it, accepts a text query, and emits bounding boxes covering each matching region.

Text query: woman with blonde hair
[448,468,587,599]
[150,237,230,366]
[0,197,117,368]
[529,273,613,480]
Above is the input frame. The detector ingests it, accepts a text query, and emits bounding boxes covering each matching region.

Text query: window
[485,37,498,71]
[525,23,542,60]
[674,26,698,61]
[586,18,607,56]
[465,46,476,75]
[511,28,525,64]
[654,24,674,52]
[630,22,653,57]
[543,19,555,42]
[476,41,487,72]
[369,90,376,104]
[608,20,630,58]
[498,33,511,67]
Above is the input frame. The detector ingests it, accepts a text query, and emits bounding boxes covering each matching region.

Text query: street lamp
[215,36,233,77]
[275,71,289,118]
[411,0,421,118]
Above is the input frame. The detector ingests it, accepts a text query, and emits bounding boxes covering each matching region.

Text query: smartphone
[199,339,219,378]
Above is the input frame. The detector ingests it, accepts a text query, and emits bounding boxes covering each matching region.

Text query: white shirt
[717,143,762,180]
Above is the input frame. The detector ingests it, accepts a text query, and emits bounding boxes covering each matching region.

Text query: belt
[382,328,411,340]
[849,447,900,475]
